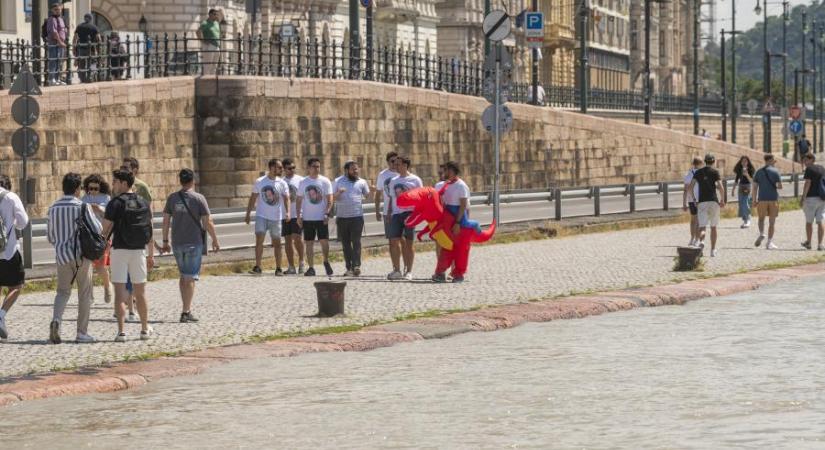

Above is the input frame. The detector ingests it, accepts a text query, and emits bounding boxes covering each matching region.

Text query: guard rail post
[662,182,669,211]
[593,186,601,217]
[794,173,800,198]
[554,188,562,220]
[628,184,636,212]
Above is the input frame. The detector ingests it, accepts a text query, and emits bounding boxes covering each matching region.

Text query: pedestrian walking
[45,2,67,86]
[800,153,825,251]
[682,157,703,247]
[245,158,290,275]
[107,32,129,80]
[197,9,222,75]
[752,154,783,250]
[333,161,370,276]
[0,175,29,340]
[47,173,102,344]
[120,158,152,322]
[72,13,100,83]
[161,169,219,323]
[296,158,334,277]
[82,174,113,304]
[102,169,155,342]
[432,161,474,283]
[798,134,812,160]
[387,155,423,280]
[375,151,399,243]
[281,158,305,274]
[732,156,755,228]
[686,154,726,257]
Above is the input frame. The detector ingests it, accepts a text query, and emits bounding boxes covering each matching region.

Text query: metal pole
[763,1,771,153]
[493,42,501,224]
[644,0,651,124]
[721,30,727,141]
[820,28,824,153]
[31,0,42,80]
[579,0,589,113]
[731,0,737,143]
[484,0,491,56]
[812,23,818,154]
[531,0,539,105]
[803,12,807,135]
[349,0,360,79]
[21,152,32,269]
[366,1,373,81]
[783,3,788,152]
[693,0,700,135]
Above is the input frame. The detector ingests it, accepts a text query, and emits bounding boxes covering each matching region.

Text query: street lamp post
[820,27,824,153]
[139,14,149,79]
[644,0,666,125]
[579,0,590,113]
[783,1,789,152]
[756,0,771,152]
[693,0,700,135]
[812,20,818,154]
[802,11,808,132]
[721,29,727,141]
[349,0,360,79]
[531,0,540,106]
[731,0,738,143]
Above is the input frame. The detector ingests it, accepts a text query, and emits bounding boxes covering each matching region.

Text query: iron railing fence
[0,33,756,115]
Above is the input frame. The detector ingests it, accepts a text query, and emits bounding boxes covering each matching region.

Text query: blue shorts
[173,245,204,280]
[388,212,414,240]
[255,217,282,240]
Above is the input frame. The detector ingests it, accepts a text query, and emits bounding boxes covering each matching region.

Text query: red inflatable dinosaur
[397,186,495,280]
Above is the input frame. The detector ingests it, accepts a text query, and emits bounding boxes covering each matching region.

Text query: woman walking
[732,156,755,228]
[82,174,113,303]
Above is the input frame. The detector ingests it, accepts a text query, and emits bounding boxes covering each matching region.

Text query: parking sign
[525,12,544,38]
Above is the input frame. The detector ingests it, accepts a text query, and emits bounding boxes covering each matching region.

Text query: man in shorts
[162,169,220,323]
[0,175,29,340]
[375,151,399,242]
[245,159,290,275]
[752,154,783,250]
[800,153,825,251]
[296,158,334,277]
[682,157,703,247]
[102,169,155,342]
[121,157,152,322]
[281,158,305,274]
[686,154,726,257]
[387,155,423,280]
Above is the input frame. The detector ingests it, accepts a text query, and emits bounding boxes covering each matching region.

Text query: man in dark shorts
[387,155,423,280]
[0,175,29,339]
[281,158,305,274]
[682,157,703,247]
[296,158,334,277]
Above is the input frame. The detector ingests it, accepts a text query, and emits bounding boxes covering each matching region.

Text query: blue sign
[526,12,543,29]
[789,119,803,135]
[360,0,372,7]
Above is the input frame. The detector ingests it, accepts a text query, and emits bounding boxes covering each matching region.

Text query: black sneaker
[180,312,200,323]
[353,267,361,277]
[275,268,284,277]
[452,276,465,283]
[802,241,812,250]
[49,320,61,345]
[431,273,447,283]
[304,267,316,276]
[249,266,263,275]
[324,261,333,276]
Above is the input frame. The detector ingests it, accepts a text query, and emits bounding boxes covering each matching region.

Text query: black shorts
[281,218,302,237]
[689,202,698,216]
[0,252,25,287]
[388,212,414,240]
[302,220,330,241]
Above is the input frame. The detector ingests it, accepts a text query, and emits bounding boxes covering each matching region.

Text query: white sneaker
[127,312,137,323]
[140,326,154,341]
[767,241,779,250]
[754,235,765,247]
[711,249,719,257]
[76,333,97,343]
[698,241,705,249]
[114,332,127,343]
[818,245,825,251]
[403,271,413,281]
[387,270,403,280]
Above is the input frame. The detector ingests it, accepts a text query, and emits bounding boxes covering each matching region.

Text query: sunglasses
[86,186,100,192]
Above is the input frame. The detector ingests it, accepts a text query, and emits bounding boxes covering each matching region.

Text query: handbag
[178,191,208,256]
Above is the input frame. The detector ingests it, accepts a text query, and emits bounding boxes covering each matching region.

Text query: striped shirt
[333,176,370,218]
[47,196,102,265]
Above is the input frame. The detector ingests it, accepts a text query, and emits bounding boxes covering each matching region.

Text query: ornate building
[587,0,631,91]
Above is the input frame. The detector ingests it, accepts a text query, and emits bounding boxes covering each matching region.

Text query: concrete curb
[1,263,822,408]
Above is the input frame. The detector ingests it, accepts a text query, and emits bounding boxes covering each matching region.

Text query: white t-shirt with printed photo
[282,175,304,219]
[441,179,471,209]
[253,175,289,221]
[376,168,398,215]
[389,174,423,215]
[297,175,333,221]
[683,169,700,203]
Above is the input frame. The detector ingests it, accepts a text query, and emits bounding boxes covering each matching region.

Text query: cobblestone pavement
[0,210,821,378]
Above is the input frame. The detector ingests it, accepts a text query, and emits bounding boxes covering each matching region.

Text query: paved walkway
[0,210,821,378]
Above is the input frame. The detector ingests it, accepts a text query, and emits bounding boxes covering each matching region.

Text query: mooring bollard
[675,246,703,271]
[314,281,347,317]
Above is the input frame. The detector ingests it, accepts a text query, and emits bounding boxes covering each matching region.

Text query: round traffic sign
[481,104,514,135]
[11,96,39,127]
[790,104,802,120]
[789,119,803,136]
[482,10,511,42]
[360,0,372,7]
[11,127,39,158]
[746,99,758,114]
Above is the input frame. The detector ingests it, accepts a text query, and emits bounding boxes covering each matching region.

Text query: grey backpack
[0,190,10,252]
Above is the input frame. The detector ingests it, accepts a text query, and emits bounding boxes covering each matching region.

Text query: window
[92,11,113,35]
[630,19,637,50]
[659,30,666,57]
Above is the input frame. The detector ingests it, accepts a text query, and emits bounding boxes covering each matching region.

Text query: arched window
[91,11,113,35]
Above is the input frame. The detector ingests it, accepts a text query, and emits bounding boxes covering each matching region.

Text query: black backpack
[114,194,153,248]
[41,18,49,41]
[74,203,106,261]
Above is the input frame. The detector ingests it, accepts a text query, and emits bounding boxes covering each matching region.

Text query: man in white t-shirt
[387,155,423,281]
[296,157,334,277]
[374,151,398,240]
[333,161,370,277]
[0,175,30,340]
[681,157,703,247]
[245,158,290,275]
[433,161,476,283]
[281,158,305,274]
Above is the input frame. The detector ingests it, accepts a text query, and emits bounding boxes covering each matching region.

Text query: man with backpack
[44,2,68,86]
[800,153,825,251]
[102,169,155,342]
[685,153,726,257]
[47,173,103,344]
[161,169,219,323]
[0,175,29,340]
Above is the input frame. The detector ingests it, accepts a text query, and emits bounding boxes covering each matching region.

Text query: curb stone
[0,263,823,408]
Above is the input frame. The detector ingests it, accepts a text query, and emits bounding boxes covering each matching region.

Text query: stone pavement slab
[0,210,821,379]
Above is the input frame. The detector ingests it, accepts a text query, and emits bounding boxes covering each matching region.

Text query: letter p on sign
[525,12,544,38]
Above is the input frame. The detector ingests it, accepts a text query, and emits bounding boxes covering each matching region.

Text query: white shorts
[803,197,825,224]
[697,201,721,228]
[110,249,148,284]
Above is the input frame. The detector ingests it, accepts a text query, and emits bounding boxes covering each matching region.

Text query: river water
[3,277,825,449]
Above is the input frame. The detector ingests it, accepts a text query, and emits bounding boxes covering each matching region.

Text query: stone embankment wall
[0,76,794,214]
